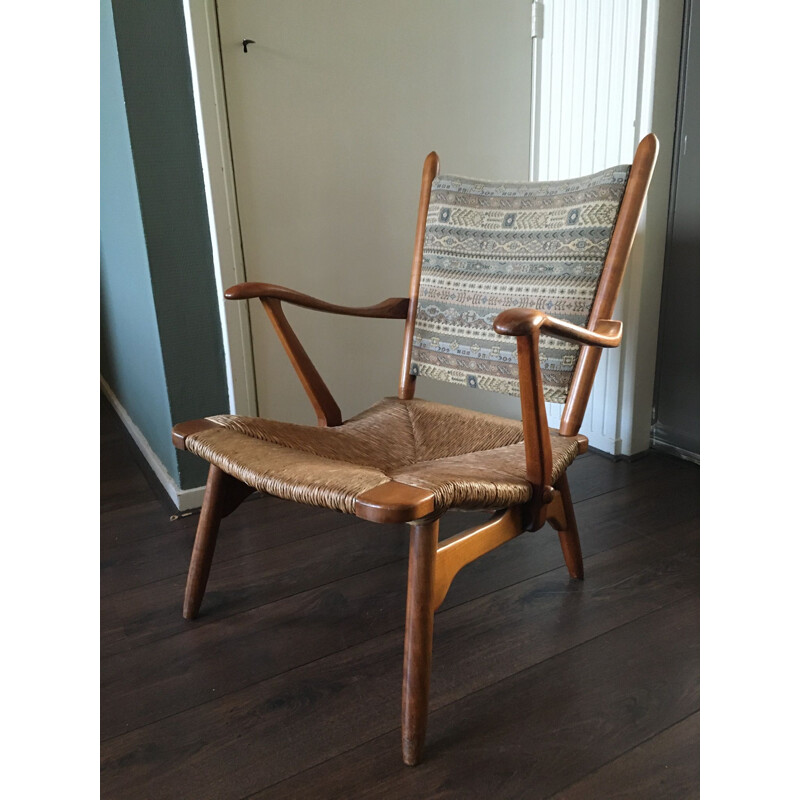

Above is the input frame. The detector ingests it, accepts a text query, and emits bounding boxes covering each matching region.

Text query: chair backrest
[399,134,658,436]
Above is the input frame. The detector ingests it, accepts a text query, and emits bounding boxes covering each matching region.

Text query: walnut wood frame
[173,134,658,766]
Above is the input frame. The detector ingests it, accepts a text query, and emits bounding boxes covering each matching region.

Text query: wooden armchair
[172,134,658,765]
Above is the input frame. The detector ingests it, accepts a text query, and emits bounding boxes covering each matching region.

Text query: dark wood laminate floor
[100,396,699,799]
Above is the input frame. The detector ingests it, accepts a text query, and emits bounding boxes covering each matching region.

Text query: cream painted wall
[215,0,534,426]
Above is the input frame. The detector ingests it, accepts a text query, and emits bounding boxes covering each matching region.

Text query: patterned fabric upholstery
[410,165,631,403]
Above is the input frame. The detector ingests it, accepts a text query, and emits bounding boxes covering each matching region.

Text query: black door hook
[242,39,255,54]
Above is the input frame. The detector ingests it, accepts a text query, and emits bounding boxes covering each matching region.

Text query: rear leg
[547,473,584,580]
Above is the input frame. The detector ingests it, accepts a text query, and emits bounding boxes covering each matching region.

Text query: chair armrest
[225,283,409,427]
[225,282,409,319]
[490,308,620,524]
[493,308,622,348]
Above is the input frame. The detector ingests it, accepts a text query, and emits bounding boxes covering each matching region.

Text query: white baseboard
[589,433,623,457]
[101,377,206,511]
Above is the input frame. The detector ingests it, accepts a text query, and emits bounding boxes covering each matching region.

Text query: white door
[215,0,534,425]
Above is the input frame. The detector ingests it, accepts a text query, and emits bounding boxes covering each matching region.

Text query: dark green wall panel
[100,0,178,480]
[107,0,230,489]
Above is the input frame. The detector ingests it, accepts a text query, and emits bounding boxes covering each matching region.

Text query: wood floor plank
[549,712,700,799]
[101,496,698,738]
[100,496,363,597]
[247,596,699,800]
[101,458,697,658]
[101,514,409,657]
[101,499,183,550]
[100,396,170,513]
[101,435,157,513]
[100,524,698,798]
[100,397,699,799]
[565,449,695,503]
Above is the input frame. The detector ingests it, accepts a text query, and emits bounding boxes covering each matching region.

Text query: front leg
[401,518,439,765]
[546,473,584,580]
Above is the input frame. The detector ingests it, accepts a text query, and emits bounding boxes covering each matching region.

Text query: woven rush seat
[182,397,583,515]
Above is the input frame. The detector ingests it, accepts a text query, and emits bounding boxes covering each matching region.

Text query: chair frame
[172,134,658,765]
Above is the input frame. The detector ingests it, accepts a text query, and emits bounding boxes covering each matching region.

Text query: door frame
[184,0,683,455]
[183,0,257,417]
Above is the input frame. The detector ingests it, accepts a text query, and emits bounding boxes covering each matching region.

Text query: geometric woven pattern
[410,165,631,403]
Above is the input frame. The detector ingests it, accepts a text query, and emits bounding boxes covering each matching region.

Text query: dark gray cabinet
[652,0,700,462]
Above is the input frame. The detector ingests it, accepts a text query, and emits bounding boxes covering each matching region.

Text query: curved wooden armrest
[493,309,622,348]
[225,284,408,428]
[492,310,620,513]
[492,309,621,523]
[225,282,409,319]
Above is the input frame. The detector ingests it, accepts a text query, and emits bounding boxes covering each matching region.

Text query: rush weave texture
[410,165,631,403]
[184,398,582,515]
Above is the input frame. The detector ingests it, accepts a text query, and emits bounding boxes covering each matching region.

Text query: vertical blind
[534,0,645,451]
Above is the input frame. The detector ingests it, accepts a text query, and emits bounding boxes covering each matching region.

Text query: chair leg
[401,518,439,766]
[552,473,584,580]
[183,465,251,620]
